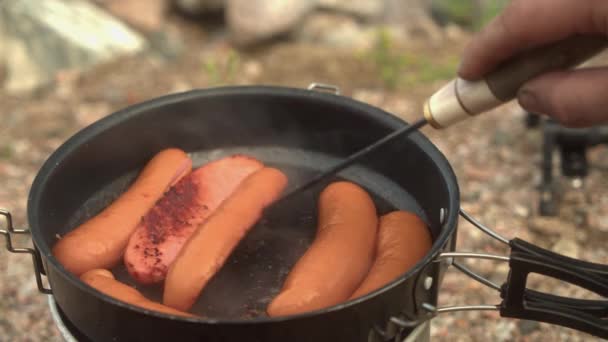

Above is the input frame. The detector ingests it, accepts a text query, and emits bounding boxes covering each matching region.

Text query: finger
[517,67,608,127]
[458,0,607,80]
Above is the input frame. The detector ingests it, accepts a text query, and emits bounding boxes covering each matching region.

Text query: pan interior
[62,146,427,319]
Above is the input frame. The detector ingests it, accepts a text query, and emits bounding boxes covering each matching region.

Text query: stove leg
[525,112,542,128]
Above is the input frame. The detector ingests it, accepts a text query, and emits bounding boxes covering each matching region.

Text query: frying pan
[1,84,606,342]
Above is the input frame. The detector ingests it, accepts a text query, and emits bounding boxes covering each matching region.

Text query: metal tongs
[272,34,608,206]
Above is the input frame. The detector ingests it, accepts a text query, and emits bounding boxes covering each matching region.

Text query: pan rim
[27,84,460,325]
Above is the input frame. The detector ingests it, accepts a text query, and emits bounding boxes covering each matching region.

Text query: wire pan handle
[1,208,51,294]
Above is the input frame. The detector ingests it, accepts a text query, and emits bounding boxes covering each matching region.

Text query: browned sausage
[163,167,288,311]
[124,155,264,284]
[80,269,194,317]
[349,210,432,299]
[266,181,378,317]
[53,148,192,275]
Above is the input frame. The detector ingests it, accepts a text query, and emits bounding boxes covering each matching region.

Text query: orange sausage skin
[53,148,192,276]
[163,167,288,311]
[266,181,378,317]
[80,269,194,317]
[349,211,432,299]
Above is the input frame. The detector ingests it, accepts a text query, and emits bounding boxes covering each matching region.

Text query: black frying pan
[2,85,606,341]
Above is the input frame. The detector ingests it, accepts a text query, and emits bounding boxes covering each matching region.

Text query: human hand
[458,0,608,127]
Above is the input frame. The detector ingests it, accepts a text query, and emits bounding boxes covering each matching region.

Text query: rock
[494,320,516,342]
[226,0,315,46]
[462,164,494,182]
[146,28,185,61]
[351,89,385,107]
[444,23,468,41]
[173,0,225,15]
[383,0,444,43]
[528,217,576,236]
[317,0,385,20]
[97,0,167,32]
[293,13,373,49]
[518,320,540,335]
[74,102,112,127]
[552,237,580,259]
[590,214,608,233]
[243,60,262,78]
[0,0,146,94]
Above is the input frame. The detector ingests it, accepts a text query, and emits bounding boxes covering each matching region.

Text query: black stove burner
[525,112,608,216]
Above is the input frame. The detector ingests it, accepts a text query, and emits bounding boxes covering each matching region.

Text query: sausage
[124,155,264,284]
[80,269,194,317]
[163,167,288,311]
[53,148,192,276]
[266,181,378,317]
[349,211,432,300]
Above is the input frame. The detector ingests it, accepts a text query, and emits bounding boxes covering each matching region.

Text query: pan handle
[500,238,607,336]
[423,209,607,339]
[0,208,52,294]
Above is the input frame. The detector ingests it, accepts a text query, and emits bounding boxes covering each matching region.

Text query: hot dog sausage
[349,210,432,300]
[53,148,192,276]
[266,181,378,317]
[124,155,264,284]
[163,167,288,311]
[80,269,194,317]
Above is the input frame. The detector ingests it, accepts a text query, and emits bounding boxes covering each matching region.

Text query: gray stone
[0,0,146,93]
[317,0,385,20]
[173,0,226,15]
[293,13,373,49]
[383,0,444,42]
[96,0,168,32]
[518,320,540,336]
[227,0,316,46]
[528,217,576,236]
[552,237,580,259]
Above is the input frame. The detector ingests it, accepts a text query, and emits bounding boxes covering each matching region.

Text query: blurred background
[1,0,607,341]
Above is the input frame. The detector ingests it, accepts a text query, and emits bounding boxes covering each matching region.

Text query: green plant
[364,28,458,89]
[475,0,508,30]
[203,49,241,86]
[433,0,477,27]
[431,0,508,30]
[365,28,412,89]
[0,144,13,160]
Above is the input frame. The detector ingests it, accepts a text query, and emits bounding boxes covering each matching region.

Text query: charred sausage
[124,155,264,284]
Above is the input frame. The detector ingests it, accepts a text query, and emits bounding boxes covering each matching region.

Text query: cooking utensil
[2,84,606,342]
[273,34,608,206]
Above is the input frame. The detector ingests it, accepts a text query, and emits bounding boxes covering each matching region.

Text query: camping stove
[525,113,608,216]
[48,297,431,342]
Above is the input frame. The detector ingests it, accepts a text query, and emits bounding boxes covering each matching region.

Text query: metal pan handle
[1,208,52,294]
[423,209,607,339]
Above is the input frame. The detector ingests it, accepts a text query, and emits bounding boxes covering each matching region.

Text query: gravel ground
[1,21,606,341]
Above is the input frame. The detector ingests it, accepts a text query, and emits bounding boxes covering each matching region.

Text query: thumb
[517,67,608,127]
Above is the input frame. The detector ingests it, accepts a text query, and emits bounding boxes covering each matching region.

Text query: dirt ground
[1,17,607,341]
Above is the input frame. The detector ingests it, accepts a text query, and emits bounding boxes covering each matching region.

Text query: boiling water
[65,146,426,319]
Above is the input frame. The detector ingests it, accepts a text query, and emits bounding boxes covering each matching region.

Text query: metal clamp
[421,209,510,316]
[421,209,608,339]
[370,209,512,341]
[370,312,424,342]
[1,208,52,294]
[307,83,341,95]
